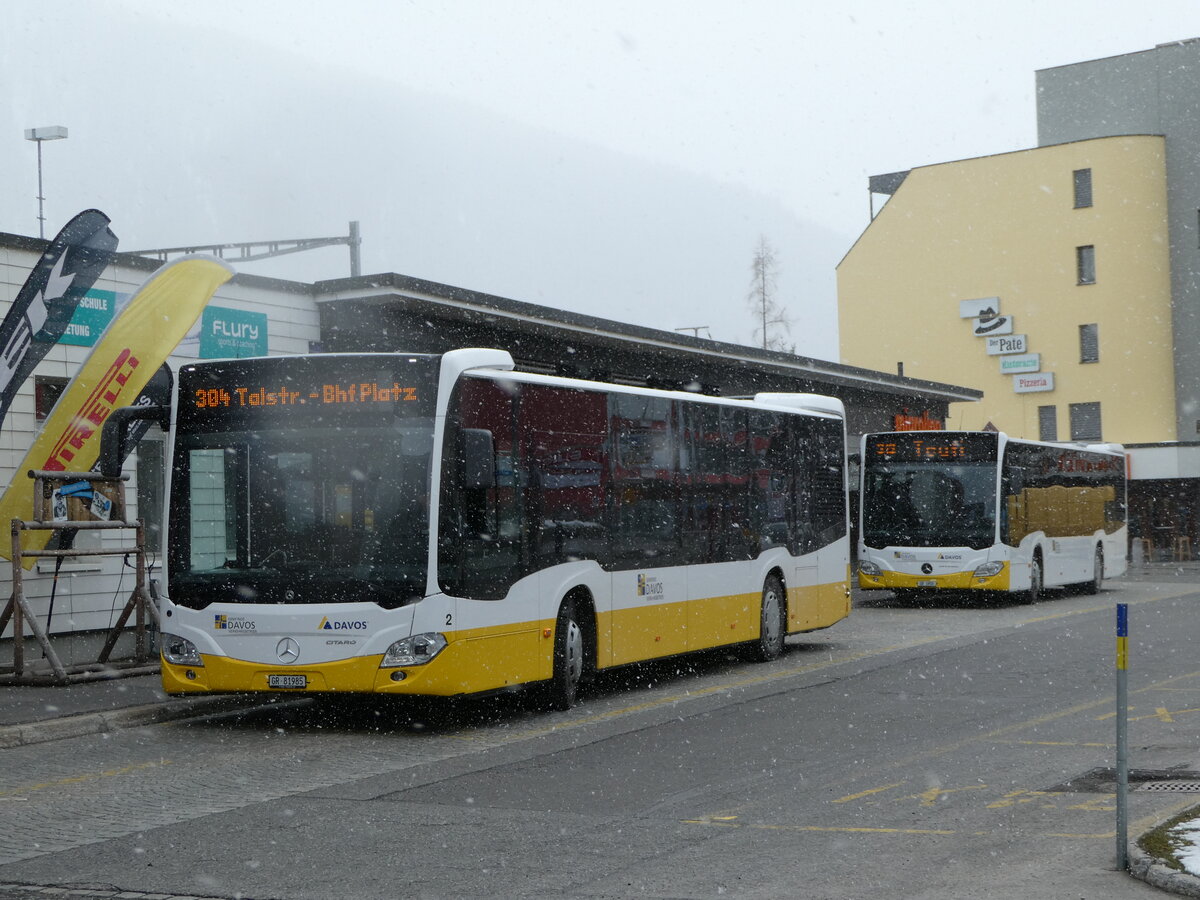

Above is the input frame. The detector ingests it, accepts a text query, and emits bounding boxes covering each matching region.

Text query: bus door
[678,404,757,648]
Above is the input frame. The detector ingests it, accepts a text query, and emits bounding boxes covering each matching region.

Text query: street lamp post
[24,125,68,239]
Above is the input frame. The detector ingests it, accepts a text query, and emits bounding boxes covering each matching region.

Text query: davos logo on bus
[214,614,256,632]
[318,617,368,631]
[637,574,664,597]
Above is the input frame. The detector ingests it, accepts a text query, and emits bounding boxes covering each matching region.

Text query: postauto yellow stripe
[164,577,851,697]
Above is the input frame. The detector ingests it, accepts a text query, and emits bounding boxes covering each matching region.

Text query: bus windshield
[861,461,998,549]
[168,355,439,609]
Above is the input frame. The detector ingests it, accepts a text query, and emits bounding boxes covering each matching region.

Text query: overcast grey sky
[3,1,1200,358]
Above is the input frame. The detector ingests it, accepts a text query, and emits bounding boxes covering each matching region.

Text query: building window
[1076,245,1096,285]
[1038,405,1058,441]
[1079,323,1099,363]
[34,376,68,420]
[1073,168,1093,208]
[1069,402,1102,441]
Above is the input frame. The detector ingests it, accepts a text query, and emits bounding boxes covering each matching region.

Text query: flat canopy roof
[313,271,981,407]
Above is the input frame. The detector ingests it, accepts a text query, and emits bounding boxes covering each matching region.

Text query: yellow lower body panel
[163,625,548,698]
[858,564,1010,592]
[607,579,850,664]
[165,576,852,697]
[789,577,852,631]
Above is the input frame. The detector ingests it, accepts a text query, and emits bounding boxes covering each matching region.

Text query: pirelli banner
[0,256,234,564]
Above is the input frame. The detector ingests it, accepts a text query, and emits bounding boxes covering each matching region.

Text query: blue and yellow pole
[1116,602,1129,870]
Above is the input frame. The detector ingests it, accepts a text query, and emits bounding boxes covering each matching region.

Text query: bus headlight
[162,633,203,666]
[859,560,882,577]
[382,633,447,667]
[973,562,1004,578]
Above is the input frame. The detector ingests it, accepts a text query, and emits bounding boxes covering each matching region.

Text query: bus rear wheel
[749,574,786,662]
[544,599,584,711]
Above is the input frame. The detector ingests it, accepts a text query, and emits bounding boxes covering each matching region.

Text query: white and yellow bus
[857,430,1127,603]
[159,348,851,707]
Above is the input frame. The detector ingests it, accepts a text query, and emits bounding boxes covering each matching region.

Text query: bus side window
[522,385,608,567]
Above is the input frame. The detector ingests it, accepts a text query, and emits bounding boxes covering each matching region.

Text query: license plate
[268,674,308,689]
[917,579,937,587]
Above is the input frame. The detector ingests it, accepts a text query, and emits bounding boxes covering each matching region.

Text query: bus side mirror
[99,404,171,478]
[462,428,495,490]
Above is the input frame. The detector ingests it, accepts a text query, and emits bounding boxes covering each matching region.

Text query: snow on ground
[1169,819,1200,875]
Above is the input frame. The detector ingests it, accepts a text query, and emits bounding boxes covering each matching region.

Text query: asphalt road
[1,576,1199,899]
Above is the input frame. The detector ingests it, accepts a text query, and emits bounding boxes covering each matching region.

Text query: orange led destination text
[873,440,965,459]
[193,382,420,409]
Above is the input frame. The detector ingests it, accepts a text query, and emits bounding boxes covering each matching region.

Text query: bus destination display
[177,355,440,426]
[192,381,421,410]
[867,433,996,462]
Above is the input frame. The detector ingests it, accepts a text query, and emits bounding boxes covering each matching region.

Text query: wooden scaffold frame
[0,469,158,685]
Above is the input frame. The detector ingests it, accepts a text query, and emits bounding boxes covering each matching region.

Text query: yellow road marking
[0,760,170,797]
[681,819,957,836]
[1044,832,1114,839]
[910,785,990,807]
[682,818,1120,839]
[833,782,906,804]
[986,789,1064,809]
[1066,798,1115,812]
[1098,704,1200,723]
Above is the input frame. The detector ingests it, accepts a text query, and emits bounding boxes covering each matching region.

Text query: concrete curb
[1129,837,1200,897]
[0,695,268,749]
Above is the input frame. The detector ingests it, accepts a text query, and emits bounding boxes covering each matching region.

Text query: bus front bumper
[161,639,485,697]
[857,564,1010,592]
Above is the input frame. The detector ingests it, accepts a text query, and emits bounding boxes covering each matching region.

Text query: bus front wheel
[1084,546,1103,595]
[749,574,786,662]
[545,599,584,711]
[1020,555,1042,605]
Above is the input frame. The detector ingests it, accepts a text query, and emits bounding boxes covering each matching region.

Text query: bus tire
[1084,545,1103,595]
[749,574,786,662]
[545,599,584,711]
[1020,554,1042,605]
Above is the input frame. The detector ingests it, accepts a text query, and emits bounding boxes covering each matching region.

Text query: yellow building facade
[837,135,1174,444]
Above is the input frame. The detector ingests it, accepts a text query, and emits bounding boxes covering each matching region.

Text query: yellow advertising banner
[0,256,234,564]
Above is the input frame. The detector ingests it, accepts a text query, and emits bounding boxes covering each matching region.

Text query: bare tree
[746,235,794,352]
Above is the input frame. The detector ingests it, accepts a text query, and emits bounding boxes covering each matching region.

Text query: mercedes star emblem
[276,637,300,664]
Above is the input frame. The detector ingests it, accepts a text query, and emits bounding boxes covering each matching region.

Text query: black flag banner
[0,209,118,428]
